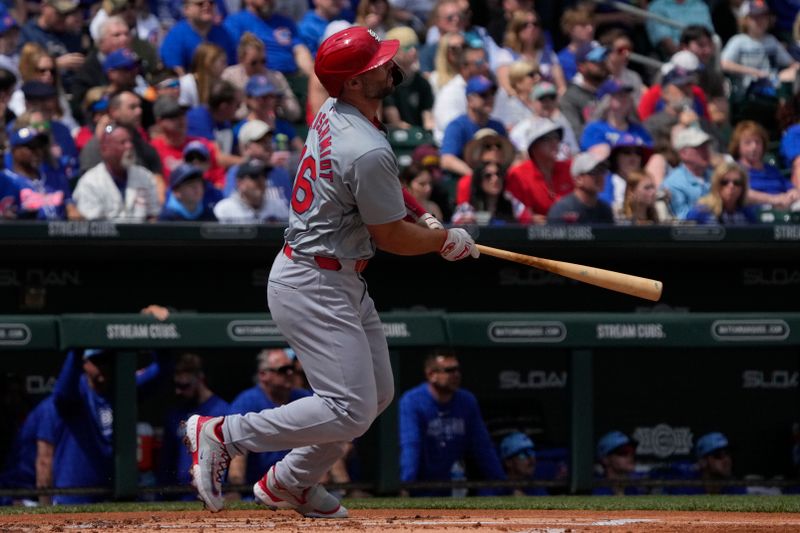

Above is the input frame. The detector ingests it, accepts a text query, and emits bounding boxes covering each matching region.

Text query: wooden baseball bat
[476,244,663,302]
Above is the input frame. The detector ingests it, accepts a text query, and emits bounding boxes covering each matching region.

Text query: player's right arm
[367,219,446,256]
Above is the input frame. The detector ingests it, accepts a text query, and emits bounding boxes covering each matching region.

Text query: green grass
[1,496,799,515]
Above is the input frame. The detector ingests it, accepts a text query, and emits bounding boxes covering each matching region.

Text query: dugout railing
[2,311,799,499]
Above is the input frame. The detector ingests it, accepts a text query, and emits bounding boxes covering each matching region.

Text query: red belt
[283,244,368,273]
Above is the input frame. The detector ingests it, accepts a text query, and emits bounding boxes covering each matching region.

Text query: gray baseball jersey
[284,97,406,259]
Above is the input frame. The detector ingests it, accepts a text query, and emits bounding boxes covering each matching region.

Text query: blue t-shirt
[781,124,800,168]
[580,121,652,151]
[747,163,792,195]
[398,383,506,494]
[0,396,61,491]
[159,394,230,492]
[557,47,578,82]
[297,11,328,58]
[5,167,73,221]
[160,21,237,72]
[224,11,302,73]
[440,115,506,159]
[229,386,312,484]
[0,170,21,217]
[224,164,293,203]
[20,20,83,56]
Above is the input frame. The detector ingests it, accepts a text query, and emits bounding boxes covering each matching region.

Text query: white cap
[673,127,711,150]
[323,19,353,41]
[238,120,271,147]
[570,149,610,178]
[661,50,700,75]
[517,118,563,151]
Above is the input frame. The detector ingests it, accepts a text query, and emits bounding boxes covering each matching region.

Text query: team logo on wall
[633,424,693,458]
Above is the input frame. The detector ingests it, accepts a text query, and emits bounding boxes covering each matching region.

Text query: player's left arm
[402,188,443,229]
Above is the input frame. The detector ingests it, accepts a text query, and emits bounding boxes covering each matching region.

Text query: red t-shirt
[505,159,573,216]
[150,136,225,188]
[637,84,710,121]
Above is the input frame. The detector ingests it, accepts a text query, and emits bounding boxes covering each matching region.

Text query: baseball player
[185,27,478,518]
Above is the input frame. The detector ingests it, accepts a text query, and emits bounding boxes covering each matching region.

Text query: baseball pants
[222,251,394,490]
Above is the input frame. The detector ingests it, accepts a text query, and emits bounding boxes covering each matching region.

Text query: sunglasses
[445,13,463,22]
[187,0,213,6]
[158,78,180,89]
[174,380,194,390]
[482,142,502,150]
[482,171,500,179]
[185,153,208,164]
[248,58,266,67]
[616,148,640,156]
[265,364,294,375]
[37,67,55,75]
[523,20,540,28]
[720,179,743,187]
[435,365,461,374]
[614,46,632,54]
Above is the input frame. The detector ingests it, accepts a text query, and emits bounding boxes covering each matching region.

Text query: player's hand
[440,228,479,261]
[418,212,444,230]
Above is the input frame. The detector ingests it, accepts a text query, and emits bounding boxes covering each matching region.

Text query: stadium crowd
[1,0,800,225]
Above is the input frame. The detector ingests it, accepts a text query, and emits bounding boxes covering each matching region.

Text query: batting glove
[440,228,480,261]
[418,212,444,230]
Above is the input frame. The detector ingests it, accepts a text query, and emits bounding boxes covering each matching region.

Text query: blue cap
[246,75,280,97]
[576,43,608,64]
[182,140,210,160]
[695,432,729,459]
[90,96,109,113]
[500,432,536,460]
[596,431,632,458]
[103,48,140,73]
[596,79,633,99]
[169,162,204,190]
[465,75,496,96]
[662,66,697,87]
[83,348,109,360]
[464,30,484,49]
[9,126,47,148]
[0,13,18,33]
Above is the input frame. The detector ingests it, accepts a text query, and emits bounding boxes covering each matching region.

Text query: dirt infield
[2,509,800,532]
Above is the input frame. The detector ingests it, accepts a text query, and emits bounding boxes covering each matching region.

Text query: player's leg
[360,287,394,417]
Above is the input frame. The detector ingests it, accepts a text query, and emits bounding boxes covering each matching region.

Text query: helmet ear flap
[391,61,406,87]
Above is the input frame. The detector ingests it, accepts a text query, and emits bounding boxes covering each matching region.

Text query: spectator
[50,347,161,504]
[440,75,506,178]
[496,9,565,97]
[424,31,464,95]
[213,157,289,223]
[9,43,77,132]
[179,43,229,109]
[0,395,61,506]
[418,0,468,73]
[622,170,661,224]
[298,0,344,58]
[223,0,313,76]
[0,68,14,154]
[509,82,578,160]
[227,348,311,489]
[74,88,110,152]
[181,140,225,211]
[499,432,548,496]
[3,125,77,220]
[721,1,799,101]
[79,90,162,177]
[398,351,506,496]
[382,26,435,131]
[432,44,488,144]
[638,53,710,124]
[593,430,646,496]
[491,60,539,132]
[664,432,746,494]
[102,52,152,131]
[159,353,229,495]
[506,119,573,221]
[451,160,531,225]
[90,0,162,61]
[580,79,652,151]
[221,32,301,122]
[73,123,161,221]
[71,16,147,125]
[646,0,712,58]
[730,120,799,209]
[224,119,292,203]
[686,161,759,224]
[158,162,217,220]
[20,0,85,75]
[559,44,609,139]
[486,0,533,46]
[600,133,653,219]
[0,14,20,75]
[679,25,725,101]
[150,95,225,189]
[643,67,719,157]
[547,147,614,224]
[600,30,645,104]
[400,162,444,221]
[160,0,236,75]
[557,6,595,83]
[355,0,398,39]
[239,75,302,170]
[661,128,714,219]
[186,80,241,160]
[460,127,517,170]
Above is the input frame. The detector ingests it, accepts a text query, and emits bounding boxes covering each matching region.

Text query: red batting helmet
[314,26,400,97]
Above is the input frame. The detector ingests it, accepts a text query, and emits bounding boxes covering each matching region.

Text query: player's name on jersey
[106,323,180,340]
